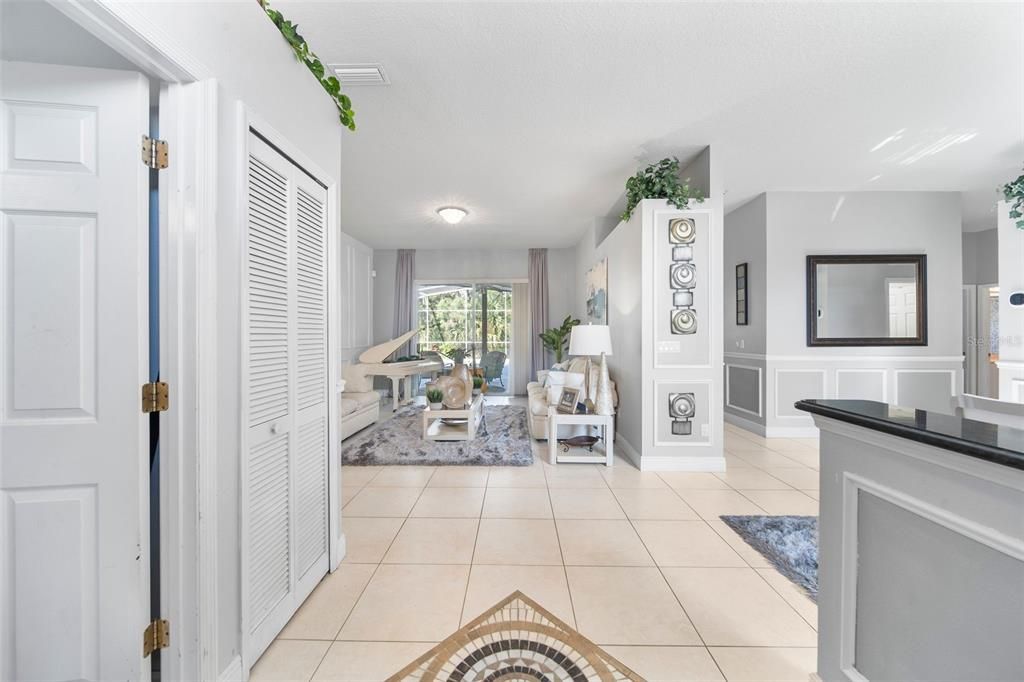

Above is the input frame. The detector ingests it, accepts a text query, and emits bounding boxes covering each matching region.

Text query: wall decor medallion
[668,392,696,435]
[736,262,749,326]
[668,217,698,335]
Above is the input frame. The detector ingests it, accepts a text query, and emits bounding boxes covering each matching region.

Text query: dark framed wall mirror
[806,254,927,346]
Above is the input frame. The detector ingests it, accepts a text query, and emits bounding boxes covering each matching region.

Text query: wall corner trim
[218,656,243,682]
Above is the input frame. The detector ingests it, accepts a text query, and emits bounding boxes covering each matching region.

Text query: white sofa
[526,357,617,440]
[340,365,381,440]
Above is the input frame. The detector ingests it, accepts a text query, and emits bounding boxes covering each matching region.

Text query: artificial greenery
[621,157,705,221]
[259,0,356,131]
[425,387,444,404]
[1001,166,1024,229]
[539,315,580,365]
[472,376,484,389]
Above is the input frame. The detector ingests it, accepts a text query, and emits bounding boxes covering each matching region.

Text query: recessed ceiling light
[437,206,468,224]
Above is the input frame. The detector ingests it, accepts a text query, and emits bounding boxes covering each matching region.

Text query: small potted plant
[472,376,484,396]
[426,387,444,410]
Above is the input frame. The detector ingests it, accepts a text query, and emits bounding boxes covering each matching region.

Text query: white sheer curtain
[512,283,530,393]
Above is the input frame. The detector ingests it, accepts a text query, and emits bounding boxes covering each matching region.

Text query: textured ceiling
[277,1,1023,247]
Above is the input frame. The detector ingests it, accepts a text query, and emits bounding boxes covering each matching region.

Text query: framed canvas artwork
[585,258,608,325]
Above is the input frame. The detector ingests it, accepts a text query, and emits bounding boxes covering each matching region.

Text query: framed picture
[585,258,608,325]
[557,387,581,414]
[736,262,748,326]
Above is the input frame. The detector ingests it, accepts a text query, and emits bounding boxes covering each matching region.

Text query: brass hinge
[142,382,169,413]
[141,135,169,169]
[143,618,169,657]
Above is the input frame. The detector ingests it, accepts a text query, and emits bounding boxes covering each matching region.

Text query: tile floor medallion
[385,591,644,682]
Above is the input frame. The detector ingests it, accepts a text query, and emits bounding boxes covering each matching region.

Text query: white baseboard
[639,455,727,472]
[219,655,243,682]
[616,434,726,471]
[614,434,642,469]
[724,411,766,437]
[765,425,820,438]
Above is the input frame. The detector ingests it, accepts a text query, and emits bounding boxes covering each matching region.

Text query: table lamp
[568,324,614,415]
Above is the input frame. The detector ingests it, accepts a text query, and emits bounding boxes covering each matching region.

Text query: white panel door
[0,62,149,681]
[245,133,329,664]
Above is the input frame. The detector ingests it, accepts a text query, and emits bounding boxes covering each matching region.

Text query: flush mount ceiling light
[437,206,469,224]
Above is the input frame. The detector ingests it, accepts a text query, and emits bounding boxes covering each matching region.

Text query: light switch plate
[701,423,709,437]
[658,340,681,353]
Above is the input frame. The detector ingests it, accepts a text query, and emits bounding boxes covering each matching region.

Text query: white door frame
[237,104,343,674]
[46,2,221,680]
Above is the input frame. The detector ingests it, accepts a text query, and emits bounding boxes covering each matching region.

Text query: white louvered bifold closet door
[245,133,330,664]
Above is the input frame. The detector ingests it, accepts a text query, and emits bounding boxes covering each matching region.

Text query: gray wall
[724,191,964,433]
[574,221,643,454]
[765,191,963,356]
[371,247,576,344]
[723,195,767,424]
[962,228,998,285]
[724,195,767,355]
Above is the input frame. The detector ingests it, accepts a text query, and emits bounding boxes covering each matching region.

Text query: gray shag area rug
[720,515,818,601]
[343,404,534,467]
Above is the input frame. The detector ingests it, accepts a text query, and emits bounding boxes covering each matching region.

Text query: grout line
[304,479,435,680]
[543,461,580,630]
[609,477,730,681]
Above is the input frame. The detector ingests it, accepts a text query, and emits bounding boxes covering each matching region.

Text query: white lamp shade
[568,324,613,356]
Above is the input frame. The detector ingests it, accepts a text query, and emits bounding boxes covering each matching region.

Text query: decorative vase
[452,363,473,405]
[595,352,614,416]
[428,402,443,410]
[472,388,481,396]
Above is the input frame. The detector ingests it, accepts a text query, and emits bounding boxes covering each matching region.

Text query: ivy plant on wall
[259,0,356,131]
[621,157,705,221]
[1001,166,1024,229]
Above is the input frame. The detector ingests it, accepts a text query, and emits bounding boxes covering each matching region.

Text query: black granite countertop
[794,399,1024,472]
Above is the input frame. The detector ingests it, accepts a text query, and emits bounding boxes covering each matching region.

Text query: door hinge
[142,381,169,413]
[143,618,170,657]
[141,135,169,169]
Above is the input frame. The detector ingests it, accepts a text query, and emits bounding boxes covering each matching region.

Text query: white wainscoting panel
[725,363,762,417]
[726,355,964,438]
[835,369,887,403]
[774,369,827,418]
[894,369,957,414]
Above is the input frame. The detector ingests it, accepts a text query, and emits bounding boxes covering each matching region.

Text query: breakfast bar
[795,399,1024,682]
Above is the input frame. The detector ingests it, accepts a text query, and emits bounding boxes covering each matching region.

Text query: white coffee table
[547,407,614,466]
[423,394,484,441]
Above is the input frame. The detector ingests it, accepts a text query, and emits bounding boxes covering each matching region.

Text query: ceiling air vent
[332,64,389,86]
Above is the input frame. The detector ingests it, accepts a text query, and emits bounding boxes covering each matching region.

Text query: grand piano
[357,329,443,411]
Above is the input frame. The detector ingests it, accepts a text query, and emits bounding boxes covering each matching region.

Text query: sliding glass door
[417,283,513,394]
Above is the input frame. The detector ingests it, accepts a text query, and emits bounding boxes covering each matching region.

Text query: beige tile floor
[253,407,820,682]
